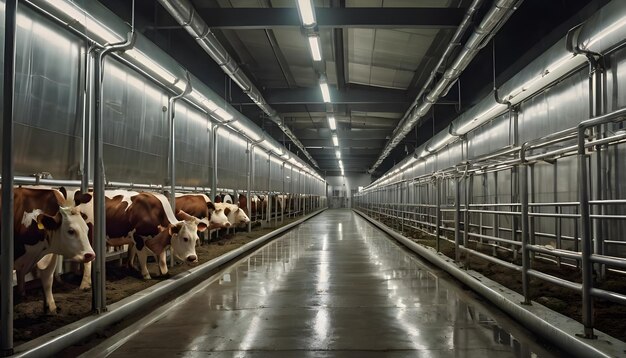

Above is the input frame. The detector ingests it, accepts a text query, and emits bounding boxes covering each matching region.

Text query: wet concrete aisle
[109,209,560,357]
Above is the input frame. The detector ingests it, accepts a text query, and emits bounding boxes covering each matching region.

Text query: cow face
[170,213,207,263]
[209,208,230,229]
[43,206,95,263]
[230,207,251,226]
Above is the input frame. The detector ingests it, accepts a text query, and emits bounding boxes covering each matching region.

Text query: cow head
[40,206,95,263]
[171,211,208,263]
[208,208,230,229]
[224,205,250,226]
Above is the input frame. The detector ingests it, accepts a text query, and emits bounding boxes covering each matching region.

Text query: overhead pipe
[366,0,626,191]
[156,0,319,169]
[370,0,521,172]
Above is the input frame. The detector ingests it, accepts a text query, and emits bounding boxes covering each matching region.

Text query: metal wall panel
[216,128,248,189]
[517,70,588,145]
[175,104,211,187]
[102,59,169,184]
[252,147,269,191]
[0,6,83,178]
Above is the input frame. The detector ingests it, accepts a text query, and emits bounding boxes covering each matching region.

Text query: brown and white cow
[214,202,251,227]
[105,190,206,279]
[175,193,230,230]
[1,187,95,313]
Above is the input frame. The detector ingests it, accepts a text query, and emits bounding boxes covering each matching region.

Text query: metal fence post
[436,177,441,252]
[455,176,461,263]
[578,127,595,338]
[520,162,531,305]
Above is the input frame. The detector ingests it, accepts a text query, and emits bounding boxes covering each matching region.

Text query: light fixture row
[296,0,341,174]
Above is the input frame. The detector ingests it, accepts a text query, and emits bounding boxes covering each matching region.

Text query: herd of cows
[2,186,305,315]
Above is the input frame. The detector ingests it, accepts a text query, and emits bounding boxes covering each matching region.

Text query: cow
[105,190,206,279]
[237,194,248,216]
[214,202,251,228]
[175,193,230,230]
[1,187,95,313]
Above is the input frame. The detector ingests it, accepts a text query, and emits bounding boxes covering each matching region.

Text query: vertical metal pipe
[520,163,531,305]
[266,152,271,226]
[81,47,95,192]
[167,74,191,210]
[1,1,17,354]
[578,128,595,338]
[210,124,218,208]
[92,32,135,314]
[464,174,472,268]
[455,177,461,263]
[246,143,253,233]
[281,162,285,224]
[436,178,441,252]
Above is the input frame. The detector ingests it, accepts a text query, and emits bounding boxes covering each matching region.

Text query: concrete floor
[107,209,561,357]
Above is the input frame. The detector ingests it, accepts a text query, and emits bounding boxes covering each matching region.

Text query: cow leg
[127,243,137,269]
[158,250,168,276]
[136,248,152,279]
[80,261,92,290]
[40,254,59,313]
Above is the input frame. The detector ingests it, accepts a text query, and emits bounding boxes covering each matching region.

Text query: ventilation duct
[369,0,521,172]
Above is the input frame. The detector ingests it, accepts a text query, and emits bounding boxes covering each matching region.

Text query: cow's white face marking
[48,207,95,263]
[209,208,230,228]
[170,218,205,263]
[233,208,251,225]
[21,209,43,228]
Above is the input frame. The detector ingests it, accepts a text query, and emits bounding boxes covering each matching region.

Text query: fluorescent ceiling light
[335,150,340,159]
[332,134,338,146]
[328,115,336,130]
[296,0,316,26]
[308,36,322,61]
[338,160,343,168]
[319,81,331,103]
[49,1,121,44]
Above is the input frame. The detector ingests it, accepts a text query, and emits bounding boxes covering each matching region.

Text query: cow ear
[197,221,208,232]
[224,207,231,216]
[59,187,68,199]
[207,202,216,212]
[74,192,92,206]
[169,223,183,235]
[38,213,62,231]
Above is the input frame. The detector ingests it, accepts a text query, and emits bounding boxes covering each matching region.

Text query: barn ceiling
[102,0,608,178]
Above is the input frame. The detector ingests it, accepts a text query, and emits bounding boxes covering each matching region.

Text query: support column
[1,1,17,354]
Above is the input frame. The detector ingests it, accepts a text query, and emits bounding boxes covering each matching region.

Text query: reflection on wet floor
[110,209,561,357]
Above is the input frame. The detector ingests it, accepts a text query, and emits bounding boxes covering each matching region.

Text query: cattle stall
[0,0,327,354]
[355,0,626,340]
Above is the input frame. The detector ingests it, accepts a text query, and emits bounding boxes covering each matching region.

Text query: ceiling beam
[197,8,465,29]
[235,86,409,105]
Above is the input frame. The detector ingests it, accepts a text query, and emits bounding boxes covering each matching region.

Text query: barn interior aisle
[101,209,561,357]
